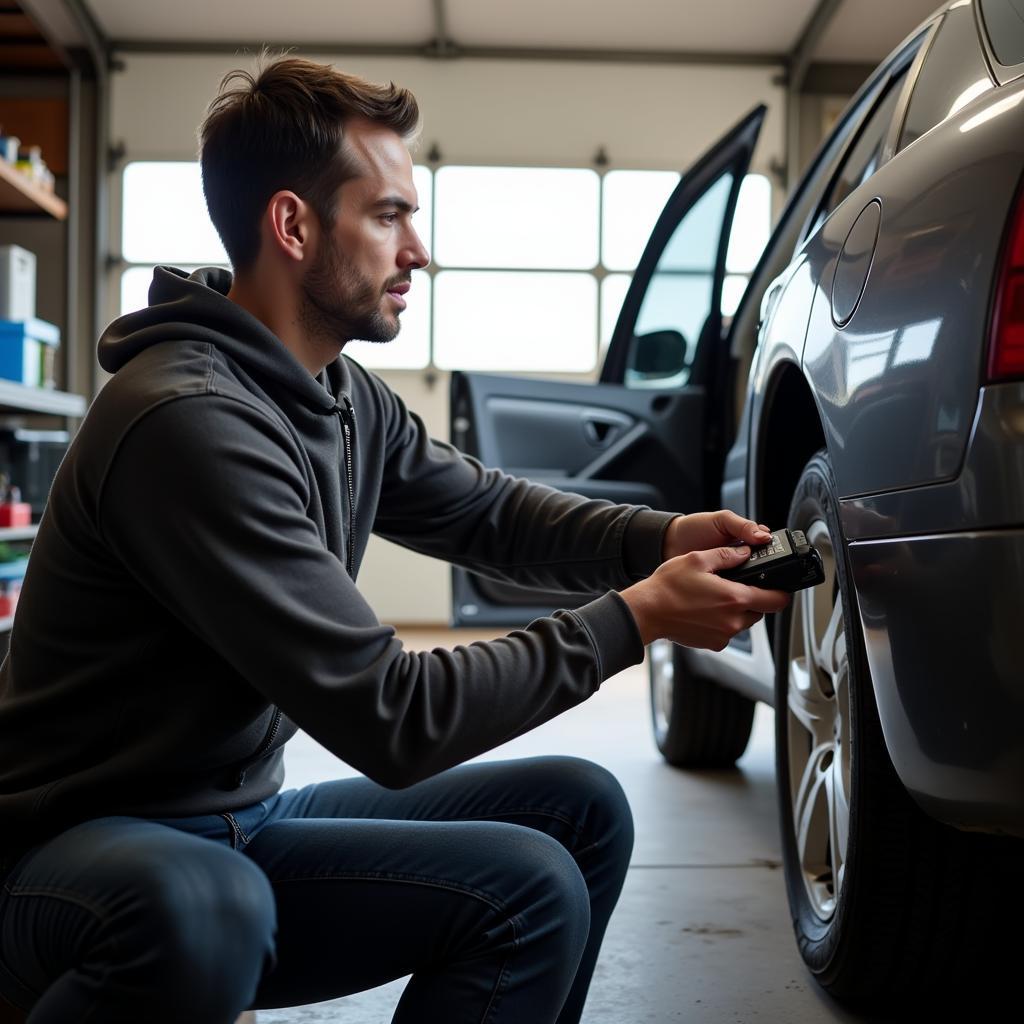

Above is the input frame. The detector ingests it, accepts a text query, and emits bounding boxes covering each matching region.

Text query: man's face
[300,119,430,345]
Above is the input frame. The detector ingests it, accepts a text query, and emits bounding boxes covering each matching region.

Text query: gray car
[450,0,1024,1005]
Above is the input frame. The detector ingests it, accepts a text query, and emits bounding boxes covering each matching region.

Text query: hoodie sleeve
[98,393,646,789]
[368,372,676,591]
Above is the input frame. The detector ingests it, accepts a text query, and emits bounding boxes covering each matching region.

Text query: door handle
[583,418,621,446]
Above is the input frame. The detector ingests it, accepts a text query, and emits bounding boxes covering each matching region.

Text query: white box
[0,245,36,321]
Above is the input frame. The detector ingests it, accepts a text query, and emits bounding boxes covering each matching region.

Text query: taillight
[989,182,1024,381]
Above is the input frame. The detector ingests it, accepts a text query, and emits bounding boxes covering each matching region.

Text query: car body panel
[802,80,1023,500]
[841,382,1024,538]
[848,526,1024,838]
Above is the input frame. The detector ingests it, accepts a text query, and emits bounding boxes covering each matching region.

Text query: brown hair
[199,54,420,271]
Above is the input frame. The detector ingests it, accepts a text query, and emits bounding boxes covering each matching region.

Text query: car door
[449,106,766,627]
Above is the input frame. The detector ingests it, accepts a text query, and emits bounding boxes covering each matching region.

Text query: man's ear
[264,190,317,264]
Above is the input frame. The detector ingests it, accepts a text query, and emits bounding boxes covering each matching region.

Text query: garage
[1,1,1022,1021]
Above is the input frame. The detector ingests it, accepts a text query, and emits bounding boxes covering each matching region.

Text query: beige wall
[106,51,786,622]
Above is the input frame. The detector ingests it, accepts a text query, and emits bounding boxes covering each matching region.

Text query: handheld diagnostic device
[719,528,825,593]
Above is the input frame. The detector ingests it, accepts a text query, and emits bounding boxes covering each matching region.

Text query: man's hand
[620,544,790,651]
[662,511,771,562]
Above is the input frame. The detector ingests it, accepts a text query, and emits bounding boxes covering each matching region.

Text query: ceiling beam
[16,0,81,69]
[784,0,844,188]
[431,0,452,58]
[109,37,784,68]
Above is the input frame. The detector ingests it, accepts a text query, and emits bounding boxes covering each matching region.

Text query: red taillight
[989,187,1024,381]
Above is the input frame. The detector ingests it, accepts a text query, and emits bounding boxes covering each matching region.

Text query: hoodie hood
[98,266,345,413]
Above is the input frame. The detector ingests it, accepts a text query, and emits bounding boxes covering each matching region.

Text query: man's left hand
[662,511,772,561]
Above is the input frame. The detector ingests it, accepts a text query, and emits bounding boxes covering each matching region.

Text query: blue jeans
[0,756,633,1023]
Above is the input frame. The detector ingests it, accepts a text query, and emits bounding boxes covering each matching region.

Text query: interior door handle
[583,418,621,446]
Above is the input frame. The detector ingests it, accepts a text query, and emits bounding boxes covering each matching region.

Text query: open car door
[449,106,766,627]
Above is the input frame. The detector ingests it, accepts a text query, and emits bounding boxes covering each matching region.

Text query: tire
[648,639,755,768]
[775,450,1024,1007]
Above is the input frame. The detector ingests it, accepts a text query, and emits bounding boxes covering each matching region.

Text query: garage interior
[0,1,978,1022]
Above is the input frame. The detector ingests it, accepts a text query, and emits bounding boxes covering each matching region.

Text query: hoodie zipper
[338,396,357,577]
[233,398,354,789]
[235,707,283,788]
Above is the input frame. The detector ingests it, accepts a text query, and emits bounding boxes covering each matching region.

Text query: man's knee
[117,845,276,1012]
[540,757,635,862]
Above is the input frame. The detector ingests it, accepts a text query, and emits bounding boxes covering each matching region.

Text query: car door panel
[450,373,705,622]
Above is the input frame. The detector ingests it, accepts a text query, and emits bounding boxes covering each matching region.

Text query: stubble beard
[299,236,404,346]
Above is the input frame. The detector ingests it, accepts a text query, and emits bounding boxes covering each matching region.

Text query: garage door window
[119,162,770,375]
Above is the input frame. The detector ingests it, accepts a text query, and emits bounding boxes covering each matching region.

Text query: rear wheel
[776,450,1023,1006]
[649,640,755,768]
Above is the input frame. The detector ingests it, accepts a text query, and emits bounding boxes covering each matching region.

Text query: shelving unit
[0,158,67,220]
[1,56,88,638]
[0,379,85,416]
[0,379,84,639]
[0,524,38,542]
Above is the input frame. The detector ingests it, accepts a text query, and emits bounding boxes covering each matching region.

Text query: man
[0,57,787,1023]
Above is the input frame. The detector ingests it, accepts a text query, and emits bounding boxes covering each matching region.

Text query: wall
[106,51,786,622]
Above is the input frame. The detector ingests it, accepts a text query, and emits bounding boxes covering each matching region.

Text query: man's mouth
[385,281,410,310]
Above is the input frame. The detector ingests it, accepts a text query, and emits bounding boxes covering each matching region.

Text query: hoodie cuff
[622,509,679,581]
[570,590,646,681]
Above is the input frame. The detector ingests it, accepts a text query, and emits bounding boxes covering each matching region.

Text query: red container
[0,502,31,527]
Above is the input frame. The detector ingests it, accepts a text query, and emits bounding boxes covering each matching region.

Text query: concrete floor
[254,627,881,1024]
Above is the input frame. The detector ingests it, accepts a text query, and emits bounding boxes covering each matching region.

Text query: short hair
[199,55,420,271]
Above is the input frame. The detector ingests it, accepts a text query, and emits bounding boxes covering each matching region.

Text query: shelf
[0,158,67,219]
[0,379,85,416]
[0,525,38,542]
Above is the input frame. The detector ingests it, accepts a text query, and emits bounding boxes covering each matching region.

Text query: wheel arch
[755,361,827,650]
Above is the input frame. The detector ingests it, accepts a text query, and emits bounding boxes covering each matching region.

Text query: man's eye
[380,213,398,225]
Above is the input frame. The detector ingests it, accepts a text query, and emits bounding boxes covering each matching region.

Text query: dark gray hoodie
[0,266,673,852]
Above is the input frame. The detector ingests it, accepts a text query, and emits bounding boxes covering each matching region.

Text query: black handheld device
[718,528,825,592]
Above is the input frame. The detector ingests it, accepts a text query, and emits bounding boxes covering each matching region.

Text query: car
[447,0,1024,1005]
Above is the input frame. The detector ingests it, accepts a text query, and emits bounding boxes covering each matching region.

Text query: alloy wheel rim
[650,639,674,739]
[786,519,851,921]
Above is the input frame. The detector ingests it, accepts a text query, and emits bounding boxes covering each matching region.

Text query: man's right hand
[619,545,790,650]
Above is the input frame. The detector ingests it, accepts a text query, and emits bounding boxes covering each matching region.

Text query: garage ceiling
[77,0,941,65]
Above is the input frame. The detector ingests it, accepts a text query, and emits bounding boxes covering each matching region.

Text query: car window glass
[822,70,907,220]
[898,6,993,151]
[980,0,1024,66]
[624,172,733,388]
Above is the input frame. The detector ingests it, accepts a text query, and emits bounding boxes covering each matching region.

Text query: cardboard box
[0,245,36,321]
[0,318,60,387]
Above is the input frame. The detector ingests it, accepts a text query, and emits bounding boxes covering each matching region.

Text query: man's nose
[401,229,430,272]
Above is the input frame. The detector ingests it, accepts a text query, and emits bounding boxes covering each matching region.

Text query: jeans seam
[480,922,518,1024]
[5,886,113,924]
[455,807,586,839]
[270,871,509,911]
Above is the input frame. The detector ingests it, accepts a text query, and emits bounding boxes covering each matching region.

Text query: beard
[299,235,408,345]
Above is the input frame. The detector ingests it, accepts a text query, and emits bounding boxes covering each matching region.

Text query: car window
[624,172,733,388]
[820,69,908,221]
[898,6,993,151]
[979,0,1024,66]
